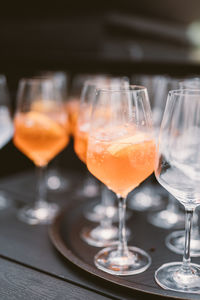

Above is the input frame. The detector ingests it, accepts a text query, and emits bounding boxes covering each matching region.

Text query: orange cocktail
[14,111,69,167]
[74,106,112,164]
[87,130,156,198]
[74,122,89,164]
[66,98,80,136]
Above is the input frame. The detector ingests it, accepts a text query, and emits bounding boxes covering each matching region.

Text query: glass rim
[180,77,200,83]
[169,88,200,96]
[0,74,6,84]
[83,76,129,86]
[96,85,147,93]
[19,77,54,85]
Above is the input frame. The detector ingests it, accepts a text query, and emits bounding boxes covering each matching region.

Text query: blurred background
[1,0,200,177]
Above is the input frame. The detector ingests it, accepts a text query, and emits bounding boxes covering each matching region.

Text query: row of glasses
[130,75,200,259]
[84,83,200,293]
[5,73,200,293]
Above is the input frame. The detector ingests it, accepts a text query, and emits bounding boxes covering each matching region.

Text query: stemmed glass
[81,77,129,223]
[39,71,70,191]
[0,75,13,208]
[87,86,155,275]
[142,76,185,229]
[13,78,69,225]
[155,89,200,293]
[75,80,121,247]
[68,74,111,200]
[165,77,200,256]
[129,75,168,212]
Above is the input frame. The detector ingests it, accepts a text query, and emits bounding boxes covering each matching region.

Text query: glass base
[148,209,185,229]
[77,178,99,198]
[95,246,151,275]
[128,186,164,212]
[0,191,11,210]
[84,201,132,223]
[18,202,59,225]
[155,262,200,293]
[46,169,70,191]
[84,202,119,223]
[81,224,119,247]
[166,230,200,257]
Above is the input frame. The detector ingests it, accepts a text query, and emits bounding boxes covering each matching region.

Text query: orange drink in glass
[74,123,89,164]
[14,111,69,167]
[66,98,79,136]
[13,78,69,225]
[86,86,155,275]
[87,130,155,198]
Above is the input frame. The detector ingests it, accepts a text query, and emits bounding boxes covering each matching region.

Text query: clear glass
[75,77,130,246]
[165,77,200,256]
[136,75,185,227]
[155,89,200,293]
[129,75,169,211]
[87,86,155,275]
[0,75,13,208]
[69,74,116,200]
[13,78,69,225]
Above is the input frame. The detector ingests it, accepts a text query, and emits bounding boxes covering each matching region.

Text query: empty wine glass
[155,89,200,293]
[143,76,185,229]
[0,75,13,208]
[166,77,200,256]
[87,86,155,275]
[129,75,168,211]
[13,78,69,224]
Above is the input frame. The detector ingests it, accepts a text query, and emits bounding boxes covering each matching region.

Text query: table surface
[0,169,192,300]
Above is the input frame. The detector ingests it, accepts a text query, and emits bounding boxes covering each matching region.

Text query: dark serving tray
[49,198,200,300]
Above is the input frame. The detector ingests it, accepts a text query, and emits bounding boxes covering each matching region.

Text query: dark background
[1,0,200,177]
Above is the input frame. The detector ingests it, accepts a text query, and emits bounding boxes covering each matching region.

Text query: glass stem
[36,165,47,207]
[117,197,129,256]
[182,208,194,271]
[100,184,112,229]
[192,208,200,238]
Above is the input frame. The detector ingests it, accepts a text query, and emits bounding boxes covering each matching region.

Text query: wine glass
[166,77,200,256]
[87,86,155,275]
[142,76,185,229]
[13,78,69,225]
[129,75,168,211]
[155,89,200,293]
[0,75,13,208]
[68,74,113,200]
[39,71,70,191]
[75,79,124,247]
[83,77,130,222]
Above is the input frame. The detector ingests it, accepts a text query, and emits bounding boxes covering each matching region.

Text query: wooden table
[0,170,171,300]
